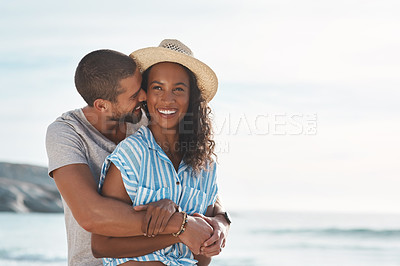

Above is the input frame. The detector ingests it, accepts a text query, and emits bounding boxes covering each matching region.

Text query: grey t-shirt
[46,108,147,266]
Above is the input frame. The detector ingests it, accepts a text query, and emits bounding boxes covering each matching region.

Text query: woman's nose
[161,90,175,103]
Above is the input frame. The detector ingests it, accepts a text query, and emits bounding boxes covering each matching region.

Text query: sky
[1,0,399,213]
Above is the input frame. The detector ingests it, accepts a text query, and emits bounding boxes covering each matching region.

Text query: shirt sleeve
[45,121,88,177]
[98,138,141,204]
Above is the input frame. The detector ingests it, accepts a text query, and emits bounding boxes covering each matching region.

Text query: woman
[93,40,220,265]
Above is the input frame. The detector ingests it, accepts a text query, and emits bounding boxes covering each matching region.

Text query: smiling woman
[134,39,218,174]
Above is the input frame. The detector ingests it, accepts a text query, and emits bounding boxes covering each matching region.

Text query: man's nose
[138,88,147,102]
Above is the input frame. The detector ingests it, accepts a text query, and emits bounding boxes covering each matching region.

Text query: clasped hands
[133,199,226,257]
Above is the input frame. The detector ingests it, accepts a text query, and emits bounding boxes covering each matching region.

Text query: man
[46,49,230,265]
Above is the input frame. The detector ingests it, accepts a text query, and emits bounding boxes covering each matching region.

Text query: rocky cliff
[0,162,63,212]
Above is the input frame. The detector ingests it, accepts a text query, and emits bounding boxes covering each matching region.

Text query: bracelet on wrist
[172,211,188,237]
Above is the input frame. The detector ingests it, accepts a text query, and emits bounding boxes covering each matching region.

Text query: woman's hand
[193,213,229,257]
[178,215,213,255]
[134,199,178,237]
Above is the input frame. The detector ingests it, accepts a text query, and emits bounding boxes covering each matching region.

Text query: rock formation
[0,162,63,212]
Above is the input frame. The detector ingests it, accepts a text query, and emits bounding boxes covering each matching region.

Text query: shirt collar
[137,125,159,150]
[138,126,190,173]
[138,126,172,164]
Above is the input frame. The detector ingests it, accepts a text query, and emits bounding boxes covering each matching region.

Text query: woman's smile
[157,108,178,116]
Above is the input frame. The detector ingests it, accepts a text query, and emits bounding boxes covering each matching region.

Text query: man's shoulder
[45,108,93,151]
[47,109,92,135]
[46,109,91,177]
[48,109,83,127]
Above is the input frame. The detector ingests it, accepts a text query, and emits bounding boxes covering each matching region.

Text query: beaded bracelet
[172,211,188,237]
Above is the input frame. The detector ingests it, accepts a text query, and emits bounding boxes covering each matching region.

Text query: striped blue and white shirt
[99,126,218,266]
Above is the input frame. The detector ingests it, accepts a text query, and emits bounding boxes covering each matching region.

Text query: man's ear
[93,99,110,112]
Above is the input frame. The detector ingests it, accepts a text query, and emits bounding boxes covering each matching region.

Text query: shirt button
[176,181,180,185]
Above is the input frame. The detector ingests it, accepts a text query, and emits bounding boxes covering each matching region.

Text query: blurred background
[1,1,399,265]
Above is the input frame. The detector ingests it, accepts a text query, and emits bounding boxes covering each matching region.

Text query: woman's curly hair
[142,63,216,173]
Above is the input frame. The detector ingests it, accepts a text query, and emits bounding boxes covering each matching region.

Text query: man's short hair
[74,49,137,106]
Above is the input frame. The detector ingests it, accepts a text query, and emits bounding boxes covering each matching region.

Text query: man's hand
[134,199,178,237]
[193,213,230,257]
[178,215,213,255]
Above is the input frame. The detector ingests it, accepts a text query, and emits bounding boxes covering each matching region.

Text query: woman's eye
[152,86,162,90]
[174,87,184,92]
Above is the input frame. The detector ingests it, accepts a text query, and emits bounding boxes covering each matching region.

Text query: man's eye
[152,86,162,90]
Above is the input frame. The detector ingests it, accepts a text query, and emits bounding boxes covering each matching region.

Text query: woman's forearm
[194,254,212,266]
[92,234,179,258]
[91,212,185,258]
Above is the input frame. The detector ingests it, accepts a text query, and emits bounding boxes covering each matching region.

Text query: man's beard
[110,109,142,124]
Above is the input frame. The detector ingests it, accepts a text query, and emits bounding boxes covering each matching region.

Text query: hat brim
[130,47,218,102]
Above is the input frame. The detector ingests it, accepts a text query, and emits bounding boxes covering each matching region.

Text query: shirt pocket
[179,186,208,215]
[134,186,171,206]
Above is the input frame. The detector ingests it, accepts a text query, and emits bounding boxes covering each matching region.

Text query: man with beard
[46,49,230,266]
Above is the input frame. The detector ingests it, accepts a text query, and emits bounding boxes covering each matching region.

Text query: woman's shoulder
[113,126,150,156]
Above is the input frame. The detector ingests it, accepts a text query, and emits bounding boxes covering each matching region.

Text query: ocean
[1,211,400,266]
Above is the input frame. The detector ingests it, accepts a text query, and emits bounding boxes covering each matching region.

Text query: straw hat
[130,39,218,102]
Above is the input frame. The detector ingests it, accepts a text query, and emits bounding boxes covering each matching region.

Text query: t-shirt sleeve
[98,139,141,204]
[46,121,88,177]
[206,161,219,207]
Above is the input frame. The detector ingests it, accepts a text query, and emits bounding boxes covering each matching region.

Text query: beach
[1,210,400,266]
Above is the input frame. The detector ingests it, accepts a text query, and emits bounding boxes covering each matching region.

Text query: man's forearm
[212,196,231,227]
[212,196,226,216]
[52,164,185,237]
[87,199,184,237]
[198,195,231,257]
[90,196,227,245]
[52,164,145,237]
[83,196,144,236]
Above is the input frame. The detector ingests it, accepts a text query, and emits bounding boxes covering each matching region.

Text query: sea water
[0,213,66,266]
[1,211,400,266]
